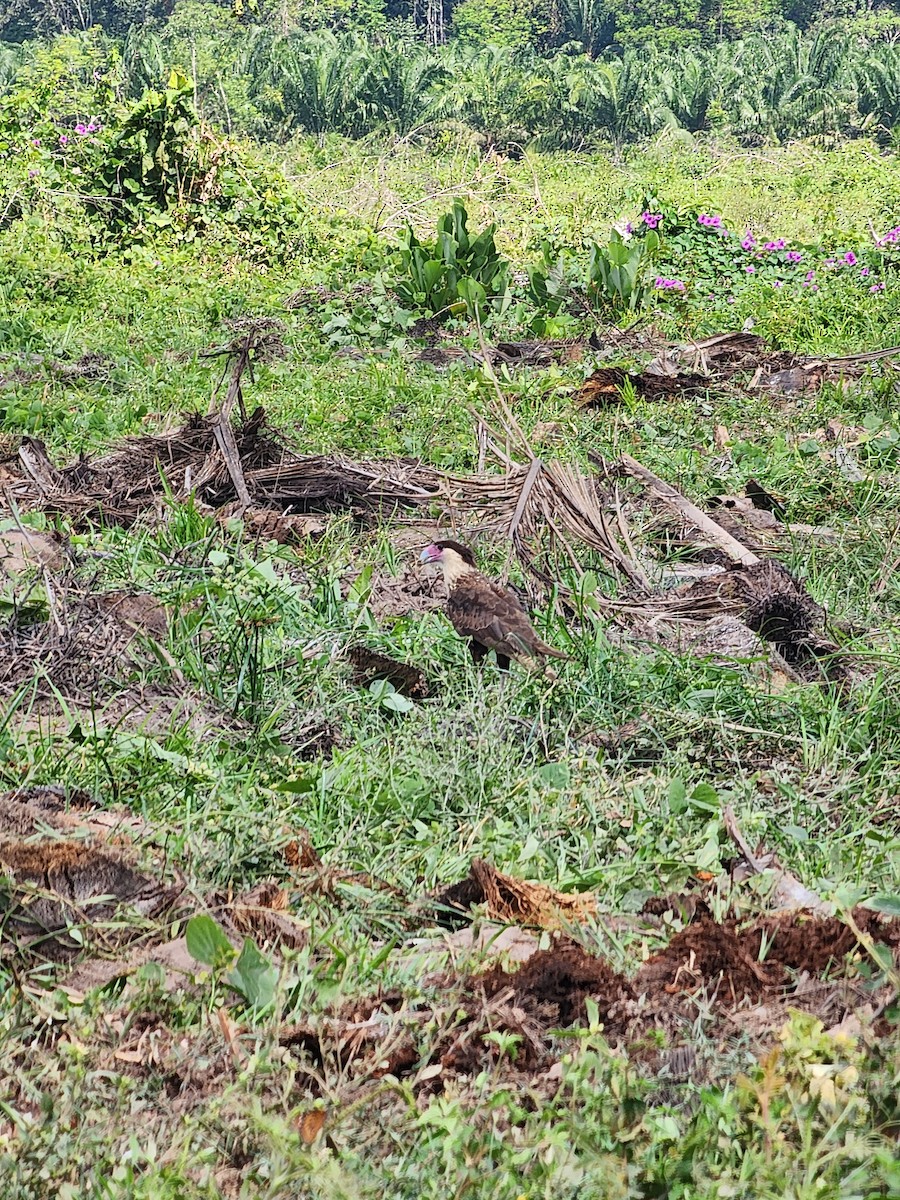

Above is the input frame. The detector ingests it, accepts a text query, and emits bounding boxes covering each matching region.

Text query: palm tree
[253,32,379,139]
[432,44,541,151]
[550,0,615,56]
[370,39,446,134]
[855,43,900,141]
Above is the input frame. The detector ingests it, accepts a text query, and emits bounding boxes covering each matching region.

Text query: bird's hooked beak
[420,544,442,564]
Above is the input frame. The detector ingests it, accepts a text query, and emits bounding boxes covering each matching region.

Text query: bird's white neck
[440,548,475,589]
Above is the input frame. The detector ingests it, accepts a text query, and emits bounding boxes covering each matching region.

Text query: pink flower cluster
[876,226,900,246]
[642,211,662,229]
[698,213,723,228]
[60,120,101,147]
[763,238,787,251]
[655,277,685,291]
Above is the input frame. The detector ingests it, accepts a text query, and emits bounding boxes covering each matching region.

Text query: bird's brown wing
[447,574,563,664]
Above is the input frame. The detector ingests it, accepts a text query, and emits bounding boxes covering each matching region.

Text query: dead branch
[618,453,761,567]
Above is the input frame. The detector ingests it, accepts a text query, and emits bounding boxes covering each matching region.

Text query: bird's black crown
[434,539,477,567]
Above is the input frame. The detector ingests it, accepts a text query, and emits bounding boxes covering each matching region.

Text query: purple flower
[745,265,755,274]
[870,283,886,293]
[642,211,662,229]
[654,277,685,291]
[764,238,786,251]
[625,221,633,234]
[773,280,783,288]
[74,122,88,135]
[824,258,836,267]
[805,270,816,281]
[876,227,900,246]
[698,213,710,225]
[861,267,870,278]
[741,236,755,250]
[58,135,68,146]
[31,138,41,148]
[843,251,857,266]
[28,169,37,179]
[786,250,803,263]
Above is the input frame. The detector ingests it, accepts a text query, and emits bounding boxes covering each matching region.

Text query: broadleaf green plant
[186,914,278,1010]
[587,227,659,313]
[392,199,510,318]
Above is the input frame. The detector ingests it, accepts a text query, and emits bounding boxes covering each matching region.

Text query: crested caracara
[420,539,570,672]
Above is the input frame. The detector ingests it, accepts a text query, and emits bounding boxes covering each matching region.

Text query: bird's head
[420,539,477,584]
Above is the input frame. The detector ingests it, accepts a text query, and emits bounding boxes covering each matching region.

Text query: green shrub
[392,200,510,319]
[587,227,660,313]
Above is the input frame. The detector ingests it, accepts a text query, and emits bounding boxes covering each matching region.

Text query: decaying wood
[1,380,858,683]
[434,858,597,930]
[618,453,761,567]
[208,332,255,511]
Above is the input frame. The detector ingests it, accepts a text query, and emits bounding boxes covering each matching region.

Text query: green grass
[2,138,900,1199]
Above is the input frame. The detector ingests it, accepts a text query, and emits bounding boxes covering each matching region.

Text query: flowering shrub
[628,191,894,309]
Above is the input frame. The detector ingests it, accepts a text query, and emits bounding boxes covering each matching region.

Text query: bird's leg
[468,640,489,666]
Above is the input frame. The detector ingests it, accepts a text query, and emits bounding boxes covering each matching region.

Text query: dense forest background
[5,0,900,48]
[2,1,900,150]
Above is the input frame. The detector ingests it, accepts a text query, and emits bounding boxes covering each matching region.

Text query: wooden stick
[507,457,542,541]
[209,336,254,512]
[620,453,760,567]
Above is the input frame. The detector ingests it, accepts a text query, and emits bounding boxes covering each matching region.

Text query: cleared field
[2,135,900,1199]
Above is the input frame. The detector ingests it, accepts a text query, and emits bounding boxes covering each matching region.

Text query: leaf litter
[5,306,872,687]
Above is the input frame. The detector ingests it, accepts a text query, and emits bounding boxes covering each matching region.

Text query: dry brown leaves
[434,858,597,930]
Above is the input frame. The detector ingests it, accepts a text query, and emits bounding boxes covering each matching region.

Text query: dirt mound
[756,909,900,972]
[635,910,900,1006]
[636,914,780,1003]
[477,942,633,1027]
